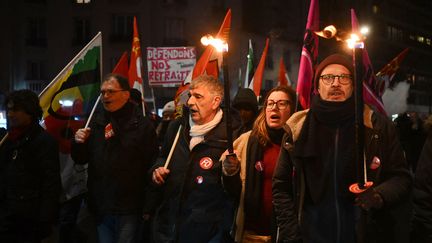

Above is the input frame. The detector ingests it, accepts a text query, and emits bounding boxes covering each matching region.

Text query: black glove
[355,187,383,210]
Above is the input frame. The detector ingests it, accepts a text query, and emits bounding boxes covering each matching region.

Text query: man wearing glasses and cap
[72,73,158,243]
[273,54,411,243]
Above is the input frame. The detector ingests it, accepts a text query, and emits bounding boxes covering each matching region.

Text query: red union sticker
[105,123,114,139]
[199,157,213,170]
[196,176,204,184]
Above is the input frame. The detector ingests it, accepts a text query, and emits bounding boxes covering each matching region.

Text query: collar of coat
[287,105,374,142]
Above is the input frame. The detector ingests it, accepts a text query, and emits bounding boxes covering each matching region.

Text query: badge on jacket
[105,123,115,139]
[370,156,381,170]
[255,161,264,172]
[199,157,213,170]
[196,176,204,184]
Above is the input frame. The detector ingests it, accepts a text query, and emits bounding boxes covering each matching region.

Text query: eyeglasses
[100,89,126,96]
[320,74,352,85]
[266,100,291,110]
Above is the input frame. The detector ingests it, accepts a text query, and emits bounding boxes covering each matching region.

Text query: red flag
[174,9,231,116]
[249,38,270,98]
[279,57,291,86]
[376,48,409,90]
[351,9,386,115]
[296,0,319,109]
[112,51,129,77]
[128,17,144,93]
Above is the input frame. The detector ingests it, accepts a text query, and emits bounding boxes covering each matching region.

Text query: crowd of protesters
[0,55,432,243]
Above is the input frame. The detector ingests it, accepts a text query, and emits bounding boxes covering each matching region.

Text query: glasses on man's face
[100,89,125,96]
[265,100,290,110]
[320,74,352,85]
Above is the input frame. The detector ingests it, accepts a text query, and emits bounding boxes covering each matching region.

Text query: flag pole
[39,32,102,98]
[0,133,8,148]
[164,125,182,169]
[222,50,233,153]
[84,95,101,129]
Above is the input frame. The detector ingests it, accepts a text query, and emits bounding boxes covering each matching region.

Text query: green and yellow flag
[39,32,102,200]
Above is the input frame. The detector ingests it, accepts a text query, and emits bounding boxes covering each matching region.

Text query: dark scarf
[244,125,285,220]
[295,95,356,203]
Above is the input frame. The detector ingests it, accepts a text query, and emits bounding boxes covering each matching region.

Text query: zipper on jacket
[333,127,341,243]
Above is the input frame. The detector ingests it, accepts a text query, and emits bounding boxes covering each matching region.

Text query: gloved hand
[355,187,384,210]
[222,153,240,176]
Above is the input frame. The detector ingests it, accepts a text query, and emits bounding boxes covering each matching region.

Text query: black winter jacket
[412,126,432,242]
[0,124,61,238]
[273,108,412,243]
[71,102,158,215]
[151,110,241,243]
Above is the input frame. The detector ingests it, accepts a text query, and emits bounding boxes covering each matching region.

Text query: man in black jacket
[272,54,411,243]
[72,73,158,243]
[0,90,61,243]
[151,75,240,243]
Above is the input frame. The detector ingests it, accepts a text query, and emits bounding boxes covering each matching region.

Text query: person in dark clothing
[232,88,259,137]
[411,115,432,242]
[150,75,240,243]
[72,73,158,243]
[156,101,175,147]
[272,54,411,243]
[222,85,296,242]
[0,89,61,243]
[394,112,426,172]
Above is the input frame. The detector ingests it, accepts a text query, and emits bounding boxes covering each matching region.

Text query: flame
[200,34,228,52]
[346,33,364,49]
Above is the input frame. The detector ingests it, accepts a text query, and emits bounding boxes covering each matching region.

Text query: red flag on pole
[249,38,269,98]
[296,0,319,110]
[128,16,146,115]
[351,9,387,115]
[279,57,291,87]
[376,48,409,90]
[174,9,231,117]
[129,17,144,92]
[112,51,129,77]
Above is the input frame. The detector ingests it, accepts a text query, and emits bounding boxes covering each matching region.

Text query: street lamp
[201,35,233,153]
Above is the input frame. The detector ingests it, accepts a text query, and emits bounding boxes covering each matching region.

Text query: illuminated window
[372,5,379,14]
[426,38,431,45]
[76,0,91,3]
[417,36,424,43]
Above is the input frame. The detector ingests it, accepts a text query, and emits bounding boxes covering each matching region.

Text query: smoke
[382,81,410,115]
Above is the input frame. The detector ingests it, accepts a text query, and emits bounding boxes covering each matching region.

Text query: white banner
[147,47,196,86]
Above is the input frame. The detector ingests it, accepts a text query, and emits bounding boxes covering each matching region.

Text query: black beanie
[314,53,354,89]
[232,88,258,114]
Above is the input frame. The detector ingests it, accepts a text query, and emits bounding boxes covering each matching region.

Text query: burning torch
[201,34,234,153]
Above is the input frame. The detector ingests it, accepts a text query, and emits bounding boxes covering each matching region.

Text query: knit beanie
[232,88,258,115]
[314,53,354,89]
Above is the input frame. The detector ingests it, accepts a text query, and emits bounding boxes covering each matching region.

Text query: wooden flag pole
[85,95,101,129]
[164,124,182,169]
